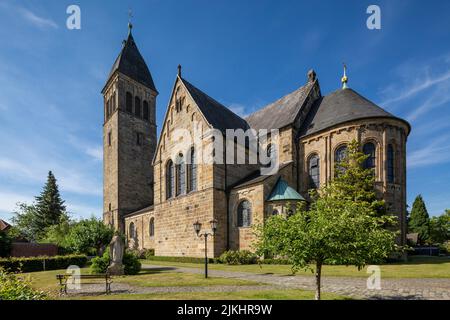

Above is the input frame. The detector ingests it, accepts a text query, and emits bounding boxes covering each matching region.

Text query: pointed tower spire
[341,63,348,89]
[128,8,133,35]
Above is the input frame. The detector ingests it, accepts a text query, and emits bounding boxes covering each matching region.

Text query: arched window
[126,92,133,113]
[166,160,174,199]
[143,101,149,121]
[106,99,110,118]
[188,147,197,192]
[335,145,347,175]
[387,144,395,183]
[112,92,116,111]
[237,200,252,227]
[176,154,186,196]
[129,222,135,239]
[149,218,154,237]
[363,142,376,171]
[308,154,320,189]
[135,96,141,117]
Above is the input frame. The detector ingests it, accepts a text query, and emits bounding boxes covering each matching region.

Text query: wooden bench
[56,274,112,295]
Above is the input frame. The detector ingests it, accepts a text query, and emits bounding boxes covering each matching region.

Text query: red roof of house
[0,219,11,231]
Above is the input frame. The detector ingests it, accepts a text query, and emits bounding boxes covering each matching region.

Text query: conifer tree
[408,195,430,245]
[33,171,67,238]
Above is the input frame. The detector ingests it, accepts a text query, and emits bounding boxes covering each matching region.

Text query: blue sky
[0,0,449,222]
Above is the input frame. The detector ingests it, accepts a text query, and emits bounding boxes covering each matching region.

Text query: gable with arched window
[387,144,395,183]
[126,92,133,113]
[149,218,154,237]
[166,160,174,199]
[237,200,252,227]
[363,142,376,171]
[308,153,320,189]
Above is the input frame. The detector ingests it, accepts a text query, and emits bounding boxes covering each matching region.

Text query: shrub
[0,268,46,300]
[0,254,88,273]
[143,248,155,259]
[90,250,141,275]
[144,255,215,264]
[218,250,258,265]
[0,230,12,257]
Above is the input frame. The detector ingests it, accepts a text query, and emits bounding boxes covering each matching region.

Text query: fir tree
[408,195,430,245]
[33,171,66,238]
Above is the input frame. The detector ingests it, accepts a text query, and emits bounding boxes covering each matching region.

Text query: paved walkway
[140,264,450,300]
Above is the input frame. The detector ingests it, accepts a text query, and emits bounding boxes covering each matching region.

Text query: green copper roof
[267,178,305,202]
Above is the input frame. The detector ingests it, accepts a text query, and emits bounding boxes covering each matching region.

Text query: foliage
[408,195,430,245]
[0,255,87,273]
[217,250,258,265]
[429,210,450,245]
[10,172,67,242]
[90,249,141,275]
[11,202,40,242]
[65,216,113,255]
[128,248,155,259]
[255,139,399,300]
[33,171,67,238]
[0,267,47,300]
[0,230,12,257]
[330,140,387,216]
[40,214,73,249]
[143,255,215,264]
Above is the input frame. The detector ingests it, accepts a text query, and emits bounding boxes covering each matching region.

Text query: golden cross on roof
[128,8,133,31]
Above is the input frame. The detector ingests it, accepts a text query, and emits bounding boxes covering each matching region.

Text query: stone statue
[107,232,124,275]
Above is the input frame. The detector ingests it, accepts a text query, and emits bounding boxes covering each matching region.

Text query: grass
[71,289,348,300]
[141,256,450,279]
[24,267,260,299]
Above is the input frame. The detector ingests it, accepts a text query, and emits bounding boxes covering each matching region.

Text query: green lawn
[72,290,347,300]
[23,267,347,300]
[141,256,450,279]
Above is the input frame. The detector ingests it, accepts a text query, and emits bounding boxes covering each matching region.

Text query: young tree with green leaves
[65,217,114,255]
[408,195,430,245]
[255,140,399,300]
[429,210,450,245]
[0,230,12,257]
[11,202,40,242]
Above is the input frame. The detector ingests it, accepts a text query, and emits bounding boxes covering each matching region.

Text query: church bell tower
[102,23,157,232]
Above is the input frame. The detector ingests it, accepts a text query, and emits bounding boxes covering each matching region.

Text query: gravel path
[140,264,450,300]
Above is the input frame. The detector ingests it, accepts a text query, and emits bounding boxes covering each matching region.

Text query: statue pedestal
[107,262,124,276]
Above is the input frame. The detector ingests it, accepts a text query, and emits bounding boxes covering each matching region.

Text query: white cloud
[85,146,103,161]
[408,135,450,168]
[17,7,58,29]
[0,191,34,216]
[229,103,250,118]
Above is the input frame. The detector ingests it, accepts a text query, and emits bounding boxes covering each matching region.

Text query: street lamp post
[193,219,218,278]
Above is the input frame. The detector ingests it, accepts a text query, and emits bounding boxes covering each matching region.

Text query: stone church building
[102,26,411,258]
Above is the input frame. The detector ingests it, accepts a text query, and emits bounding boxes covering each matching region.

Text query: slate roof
[0,219,11,231]
[230,162,292,190]
[181,77,249,133]
[267,178,305,202]
[124,205,154,218]
[245,81,314,130]
[300,88,411,137]
[105,32,157,93]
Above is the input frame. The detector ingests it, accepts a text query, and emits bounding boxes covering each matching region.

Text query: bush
[144,255,215,264]
[0,255,88,273]
[90,250,141,275]
[0,230,12,257]
[217,250,258,265]
[0,268,47,300]
[143,248,155,259]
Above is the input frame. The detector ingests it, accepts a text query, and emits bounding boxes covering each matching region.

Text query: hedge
[0,254,88,273]
[143,255,215,264]
[144,255,291,265]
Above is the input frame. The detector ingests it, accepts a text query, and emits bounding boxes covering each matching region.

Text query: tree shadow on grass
[138,267,177,275]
